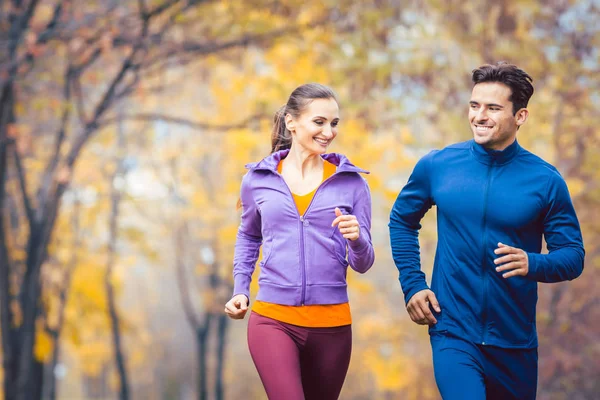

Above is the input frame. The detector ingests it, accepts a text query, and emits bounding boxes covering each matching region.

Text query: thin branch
[11,141,35,228]
[37,63,74,210]
[147,0,183,19]
[71,47,102,77]
[137,0,149,17]
[0,0,60,87]
[114,64,143,100]
[37,2,65,43]
[100,112,264,131]
[71,74,88,125]
[66,15,152,167]
[144,17,331,72]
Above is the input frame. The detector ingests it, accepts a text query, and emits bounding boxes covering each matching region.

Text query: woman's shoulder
[323,153,369,175]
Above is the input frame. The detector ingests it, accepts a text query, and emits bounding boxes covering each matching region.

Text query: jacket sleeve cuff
[348,234,368,252]
[404,282,430,305]
[525,252,541,281]
[232,273,251,301]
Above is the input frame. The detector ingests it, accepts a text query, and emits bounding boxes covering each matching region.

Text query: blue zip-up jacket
[389,139,584,349]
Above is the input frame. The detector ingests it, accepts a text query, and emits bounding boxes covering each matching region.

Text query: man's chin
[473,135,489,145]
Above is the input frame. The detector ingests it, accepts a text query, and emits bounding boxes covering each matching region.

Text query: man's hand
[406,289,441,326]
[494,242,529,278]
[332,207,360,241]
[224,294,249,320]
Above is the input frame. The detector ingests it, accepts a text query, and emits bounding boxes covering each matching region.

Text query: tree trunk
[45,339,60,400]
[0,76,17,400]
[106,177,130,400]
[31,358,44,400]
[45,197,80,400]
[197,315,213,400]
[16,228,46,400]
[214,314,228,400]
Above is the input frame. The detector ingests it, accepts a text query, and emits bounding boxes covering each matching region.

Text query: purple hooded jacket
[232,150,375,306]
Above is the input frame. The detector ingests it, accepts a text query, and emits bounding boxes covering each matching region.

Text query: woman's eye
[331,122,338,127]
[314,120,324,125]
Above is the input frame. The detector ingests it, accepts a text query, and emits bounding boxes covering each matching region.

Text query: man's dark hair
[472,62,534,115]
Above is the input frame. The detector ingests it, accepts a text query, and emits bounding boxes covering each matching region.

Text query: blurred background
[0,1,598,399]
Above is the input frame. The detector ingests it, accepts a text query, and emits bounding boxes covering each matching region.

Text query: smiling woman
[225,83,375,400]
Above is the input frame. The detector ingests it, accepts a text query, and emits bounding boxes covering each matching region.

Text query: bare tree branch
[100,112,264,131]
[10,142,34,228]
[0,0,63,87]
[144,17,331,73]
[148,0,184,19]
[37,63,73,210]
[66,14,152,167]
[72,73,89,125]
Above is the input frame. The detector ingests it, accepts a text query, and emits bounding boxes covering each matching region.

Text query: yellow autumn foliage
[34,325,54,363]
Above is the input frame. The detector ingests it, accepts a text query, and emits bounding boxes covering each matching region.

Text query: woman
[224,83,375,400]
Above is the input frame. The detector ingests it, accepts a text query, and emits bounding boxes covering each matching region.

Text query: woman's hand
[332,207,360,241]
[224,294,249,320]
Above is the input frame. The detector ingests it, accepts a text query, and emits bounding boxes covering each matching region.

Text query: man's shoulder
[516,147,561,177]
[421,140,471,164]
[444,140,472,151]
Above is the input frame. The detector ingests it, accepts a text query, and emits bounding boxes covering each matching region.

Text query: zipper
[480,160,494,345]
[299,215,308,305]
[273,170,341,306]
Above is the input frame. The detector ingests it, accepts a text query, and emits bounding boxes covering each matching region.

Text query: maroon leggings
[247,312,352,400]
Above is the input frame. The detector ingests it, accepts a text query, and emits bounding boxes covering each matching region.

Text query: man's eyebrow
[469,101,504,108]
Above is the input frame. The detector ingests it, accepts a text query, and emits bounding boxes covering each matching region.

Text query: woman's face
[286,98,340,155]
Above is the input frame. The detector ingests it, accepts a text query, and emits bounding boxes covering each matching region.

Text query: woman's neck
[283,145,323,179]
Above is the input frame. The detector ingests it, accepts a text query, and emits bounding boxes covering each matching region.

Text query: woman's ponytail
[270,105,292,153]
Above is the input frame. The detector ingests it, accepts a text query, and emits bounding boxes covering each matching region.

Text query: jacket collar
[470,139,521,166]
[246,149,369,174]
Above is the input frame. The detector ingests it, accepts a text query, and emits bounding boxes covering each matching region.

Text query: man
[388,62,584,399]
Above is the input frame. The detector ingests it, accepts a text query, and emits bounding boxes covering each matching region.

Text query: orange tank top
[251,159,352,327]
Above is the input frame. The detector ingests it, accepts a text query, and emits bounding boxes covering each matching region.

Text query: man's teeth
[476,125,493,131]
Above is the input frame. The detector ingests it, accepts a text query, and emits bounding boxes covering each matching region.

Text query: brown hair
[471,61,534,115]
[270,83,338,153]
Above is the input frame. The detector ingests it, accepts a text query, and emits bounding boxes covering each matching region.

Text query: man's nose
[476,108,488,121]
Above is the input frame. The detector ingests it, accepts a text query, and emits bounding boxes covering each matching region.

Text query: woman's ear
[285,113,295,132]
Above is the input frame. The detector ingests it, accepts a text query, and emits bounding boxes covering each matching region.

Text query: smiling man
[388,62,585,399]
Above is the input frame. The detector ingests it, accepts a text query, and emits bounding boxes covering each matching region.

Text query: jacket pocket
[259,235,301,286]
[259,244,273,268]
[329,227,349,267]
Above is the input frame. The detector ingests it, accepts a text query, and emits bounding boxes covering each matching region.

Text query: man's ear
[285,113,295,132]
[515,108,529,127]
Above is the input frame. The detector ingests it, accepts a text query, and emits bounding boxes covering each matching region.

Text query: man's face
[469,82,527,151]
